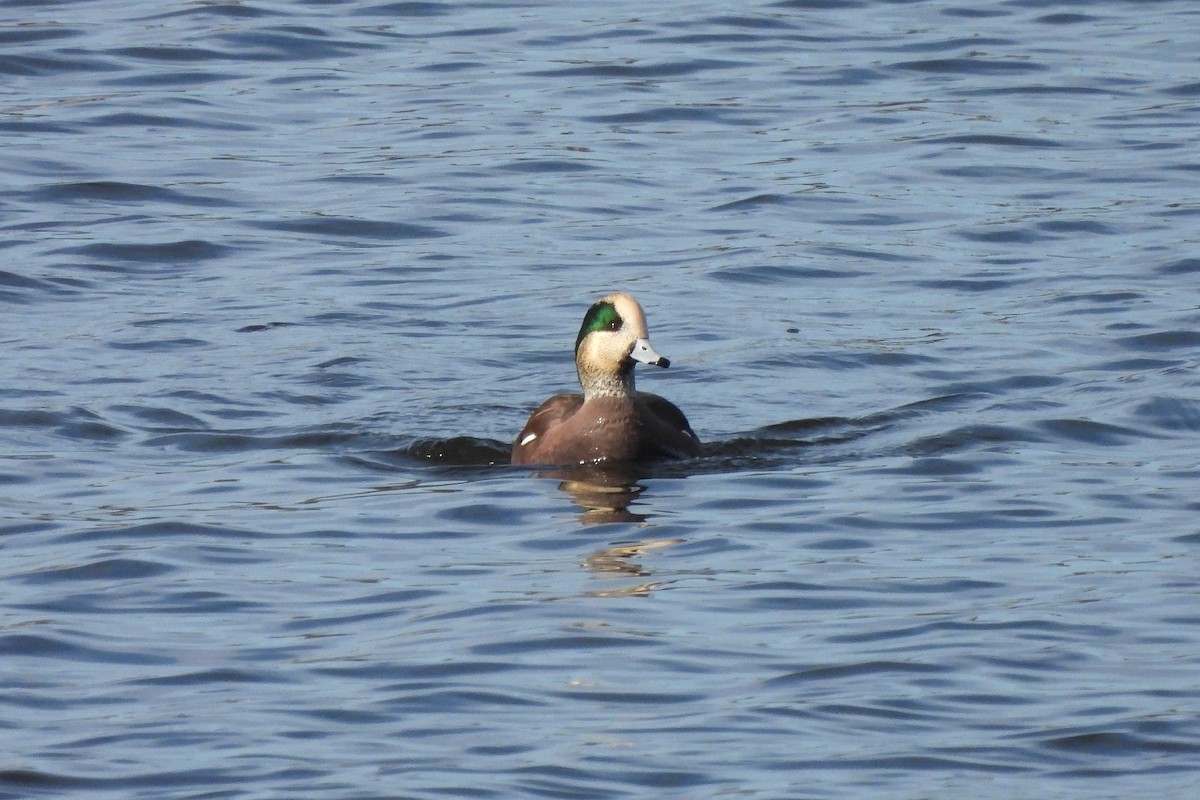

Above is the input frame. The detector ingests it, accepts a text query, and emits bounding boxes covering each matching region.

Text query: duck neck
[578,357,635,401]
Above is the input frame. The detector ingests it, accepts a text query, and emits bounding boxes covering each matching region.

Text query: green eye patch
[575,301,623,353]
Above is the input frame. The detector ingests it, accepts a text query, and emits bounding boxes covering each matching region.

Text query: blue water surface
[3,1,1200,798]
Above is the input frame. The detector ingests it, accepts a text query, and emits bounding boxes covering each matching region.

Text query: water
[3,0,1200,797]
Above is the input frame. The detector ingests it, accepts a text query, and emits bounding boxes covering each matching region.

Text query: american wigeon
[512,292,702,465]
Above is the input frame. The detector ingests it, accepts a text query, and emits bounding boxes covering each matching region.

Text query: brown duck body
[511,292,702,467]
[512,392,700,465]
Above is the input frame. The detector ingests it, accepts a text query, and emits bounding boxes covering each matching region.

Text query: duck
[512,292,702,465]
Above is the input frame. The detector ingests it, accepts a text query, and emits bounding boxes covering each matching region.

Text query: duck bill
[629,337,670,368]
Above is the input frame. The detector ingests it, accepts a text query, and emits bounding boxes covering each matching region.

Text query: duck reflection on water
[534,462,684,595]
[532,461,655,524]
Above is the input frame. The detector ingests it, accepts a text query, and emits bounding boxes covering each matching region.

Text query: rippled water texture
[3,1,1200,798]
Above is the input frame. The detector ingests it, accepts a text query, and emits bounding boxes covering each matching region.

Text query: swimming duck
[512,292,702,465]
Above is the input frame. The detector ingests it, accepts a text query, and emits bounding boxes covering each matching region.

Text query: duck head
[574,292,670,399]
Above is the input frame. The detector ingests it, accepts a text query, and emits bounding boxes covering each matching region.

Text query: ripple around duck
[142,428,366,453]
[397,436,511,465]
